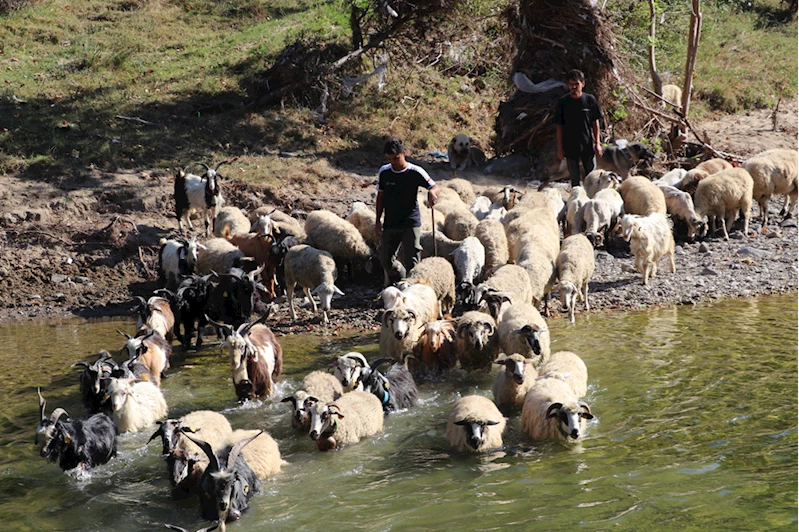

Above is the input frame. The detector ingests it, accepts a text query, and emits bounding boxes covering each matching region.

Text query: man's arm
[427,184,439,207]
[592,119,602,158]
[375,190,384,237]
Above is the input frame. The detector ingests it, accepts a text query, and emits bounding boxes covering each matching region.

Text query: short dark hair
[384,138,405,154]
[567,69,585,83]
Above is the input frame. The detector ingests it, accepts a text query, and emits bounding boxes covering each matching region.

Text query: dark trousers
[380,226,422,283]
[566,151,596,187]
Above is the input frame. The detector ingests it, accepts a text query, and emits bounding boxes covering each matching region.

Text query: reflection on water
[0,294,796,531]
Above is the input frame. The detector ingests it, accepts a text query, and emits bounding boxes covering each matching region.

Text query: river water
[0,294,795,531]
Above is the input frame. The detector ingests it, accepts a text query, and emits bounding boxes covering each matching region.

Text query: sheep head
[457,317,495,350]
[331,352,368,391]
[311,283,344,312]
[495,353,529,385]
[546,401,594,441]
[308,401,344,445]
[517,324,544,356]
[383,307,417,340]
[281,390,315,429]
[453,417,501,451]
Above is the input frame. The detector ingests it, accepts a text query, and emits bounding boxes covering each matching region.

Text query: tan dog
[447,134,486,171]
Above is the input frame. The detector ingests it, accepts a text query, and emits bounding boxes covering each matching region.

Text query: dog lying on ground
[448,133,486,171]
[597,141,655,179]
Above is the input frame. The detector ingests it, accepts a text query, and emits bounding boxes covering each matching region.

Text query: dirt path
[0,104,796,329]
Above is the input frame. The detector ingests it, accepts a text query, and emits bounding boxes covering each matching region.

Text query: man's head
[567,69,585,98]
[384,138,408,171]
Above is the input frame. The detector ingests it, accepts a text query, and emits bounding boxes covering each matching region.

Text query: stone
[780,218,797,228]
[766,231,782,239]
[736,247,770,259]
[75,276,90,284]
[729,231,745,240]
[50,274,69,284]
[698,243,711,253]
[701,267,720,276]
[595,251,614,262]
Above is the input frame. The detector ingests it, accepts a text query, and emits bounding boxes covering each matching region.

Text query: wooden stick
[115,115,164,128]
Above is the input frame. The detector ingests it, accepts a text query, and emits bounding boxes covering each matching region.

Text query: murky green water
[0,294,796,531]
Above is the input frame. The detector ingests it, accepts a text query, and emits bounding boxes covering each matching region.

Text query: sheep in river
[330,352,370,392]
[213,206,251,237]
[284,244,344,324]
[304,209,374,278]
[492,354,538,410]
[307,391,384,451]
[539,350,589,398]
[107,377,168,433]
[693,168,754,240]
[454,311,501,372]
[583,169,621,199]
[620,175,667,216]
[472,264,533,312]
[380,283,440,361]
[474,218,508,276]
[404,256,457,316]
[497,302,551,367]
[521,377,593,442]
[281,371,343,431]
[446,395,506,453]
[618,213,676,285]
[743,148,798,226]
[225,428,284,481]
[556,234,595,323]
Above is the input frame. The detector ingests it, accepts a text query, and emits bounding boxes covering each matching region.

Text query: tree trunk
[648,0,663,100]
[682,0,702,120]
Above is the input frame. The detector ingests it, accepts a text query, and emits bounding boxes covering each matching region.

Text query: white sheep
[225,428,284,479]
[656,184,705,239]
[496,302,551,367]
[212,206,251,237]
[473,264,533,311]
[305,209,374,276]
[347,201,380,249]
[380,283,440,361]
[440,177,476,205]
[249,206,307,241]
[454,311,500,372]
[308,391,384,451]
[474,218,508,276]
[619,213,676,285]
[404,257,457,316]
[693,168,754,240]
[620,175,667,216]
[284,244,344,324]
[107,377,168,433]
[444,209,478,241]
[653,168,687,187]
[420,230,462,259]
[556,234,595,323]
[661,84,683,109]
[743,148,798,226]
[582,187,624,247]
[565,185,590,236]
[521,377,593,442]
[446,395,506,453]
[492,354,538,409]
[450,236,485,290]
[195,237,246,275]
[514,231,559,312]
[677,158,733,194]
[583,169,621,198]
[469,195,493,220]
[538,350,588,398]
[281,370,344,430]
[541,186,567,226]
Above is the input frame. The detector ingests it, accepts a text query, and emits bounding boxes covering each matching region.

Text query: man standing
[375,139,439,284]
[555,69,603,186]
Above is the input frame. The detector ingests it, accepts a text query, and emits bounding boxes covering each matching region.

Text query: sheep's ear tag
[244,484,249,494]
[223,291,228,297]
[63,435,72,443]
[384,381,390,390]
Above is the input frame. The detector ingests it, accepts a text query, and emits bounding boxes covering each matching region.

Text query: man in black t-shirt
[555,69,603,186]
[375,139,440,284]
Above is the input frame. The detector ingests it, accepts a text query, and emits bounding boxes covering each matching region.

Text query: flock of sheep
[34,147,797,529]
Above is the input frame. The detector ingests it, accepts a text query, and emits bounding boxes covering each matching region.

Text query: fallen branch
[115,115,165,128]
[681,115,746,163]
[138,247,153,279]
[6,229,75,246]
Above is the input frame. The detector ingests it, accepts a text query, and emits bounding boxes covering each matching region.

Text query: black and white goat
[362,357,418,413]
[158,235,206,289]
[184,431,263,525]
[35,388,118,472]
[174,161,226,236]
[73,350,117,414]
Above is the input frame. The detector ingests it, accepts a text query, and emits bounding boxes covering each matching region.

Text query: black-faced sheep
[743,148,798,226]
[36,388,117,471]
[281,371,343,430]
[174,162,225,236]
[556,234,596,323]
[455,311,500,372]
[446,395,506,453]
[618,213,676,285]
[107,377,168,433]
[497,302,551,367]
[693,168,754,240]
[521,377,593,442]
[492,354,538,409]
[284,244,344,324]
[307,391,384,451]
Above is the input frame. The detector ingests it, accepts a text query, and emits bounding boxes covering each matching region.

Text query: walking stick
[431,204,438,257]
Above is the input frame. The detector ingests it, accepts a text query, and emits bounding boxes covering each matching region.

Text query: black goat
[184,431,263,525]
[271,230,300,297]
[73,350,117,414]
[176,273,216,350]
[205,267,265,331]
[363,357,418,413]
[35,388,117,471]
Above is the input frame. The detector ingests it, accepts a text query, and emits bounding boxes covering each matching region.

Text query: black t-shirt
[377,162,435,229]
[555,93,602,158]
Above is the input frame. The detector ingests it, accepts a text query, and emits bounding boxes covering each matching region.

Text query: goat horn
[134,295,147,306]
[213,160,228,172]
[240,312,269,337]
[116,329,132,340]
[205,315,233,336]
[182,433,220,473]
[72,361,91,369]
[369,357,393,372]
[148,424,165,444]
[37,388,46,420]
[49,407,68,424]
[227,430,263,471]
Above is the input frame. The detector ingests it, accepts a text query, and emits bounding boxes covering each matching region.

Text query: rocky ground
[0,103,796,331]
